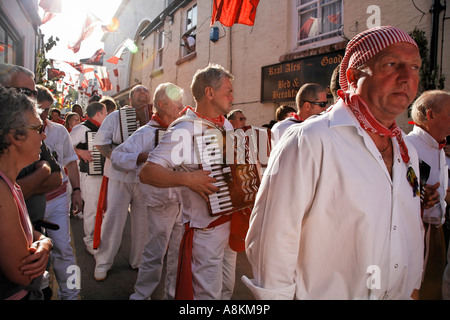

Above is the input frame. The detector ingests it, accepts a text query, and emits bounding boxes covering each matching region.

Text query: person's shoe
[94,270,107,282]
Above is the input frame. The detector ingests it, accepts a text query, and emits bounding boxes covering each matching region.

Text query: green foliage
[409,27,446,93]
[35,36,59,85]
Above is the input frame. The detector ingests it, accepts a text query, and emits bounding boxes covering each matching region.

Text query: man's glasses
[23,123,44,134]
[7,87,38,98]
[303,100,328,108]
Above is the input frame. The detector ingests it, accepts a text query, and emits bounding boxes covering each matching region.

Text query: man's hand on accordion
[185,170,220,202]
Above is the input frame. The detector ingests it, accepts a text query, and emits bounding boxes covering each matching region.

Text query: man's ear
[346,68,361,89]
[205,86,214,100]
[426,108,433,120]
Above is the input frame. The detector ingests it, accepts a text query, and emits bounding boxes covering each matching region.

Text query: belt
[45,181,68,201]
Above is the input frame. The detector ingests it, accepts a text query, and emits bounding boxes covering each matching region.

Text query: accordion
[155,127,166,148]
[86,131,105,175]
[194,126,272,216]
[119,104,152,142]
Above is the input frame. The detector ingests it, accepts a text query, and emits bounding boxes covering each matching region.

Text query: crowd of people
[0,25,449,301]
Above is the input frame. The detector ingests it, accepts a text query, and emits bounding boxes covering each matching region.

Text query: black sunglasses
[23,123,44,134]
[303,100,328,108]
[7,87,38,98]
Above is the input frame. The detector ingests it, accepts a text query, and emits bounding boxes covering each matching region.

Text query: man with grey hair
[92,84,151,281]
[243,26,424,300]
[109,83,185,300]
[140,64,238,300]
[406,90,450,299]
[271,83,327,145]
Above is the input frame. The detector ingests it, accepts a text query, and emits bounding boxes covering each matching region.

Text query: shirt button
[393,225,397,230]
[394,264,398,268]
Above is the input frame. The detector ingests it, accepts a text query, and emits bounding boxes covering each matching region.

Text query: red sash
[93,176,109,249]
[175,214,233,300]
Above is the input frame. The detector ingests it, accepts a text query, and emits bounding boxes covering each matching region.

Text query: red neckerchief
[180,106,226,128]
[439,140,446,150]
[338,90,419,197]
[292,113,303,121]
[87,118,102,128]
[151,113,169,128]
[338,90,410,164]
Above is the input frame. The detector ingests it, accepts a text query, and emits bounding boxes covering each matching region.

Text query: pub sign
[261,50,344,103]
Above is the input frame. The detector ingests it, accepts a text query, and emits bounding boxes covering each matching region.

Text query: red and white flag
[68,12,101,53]
[106,38,134,64]
[39,0,62,24]
[95,66,113,92]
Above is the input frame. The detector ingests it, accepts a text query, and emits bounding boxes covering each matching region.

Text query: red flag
[95,66,113,92]
[47,68,66,80]
[68,12,101,53]
[64,61,84,73]
[39,0,62,24]
[210,0,260,27]
[85,48,106,65]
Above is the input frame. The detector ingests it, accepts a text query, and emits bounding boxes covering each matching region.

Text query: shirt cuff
[241,276,296,300]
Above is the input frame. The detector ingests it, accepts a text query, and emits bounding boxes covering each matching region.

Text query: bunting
[210,0,260,27]
[82,48,106,65]
[95,66,113,92]
[68,11,101,53]
[39,0,62,24]
[107,38,134,64]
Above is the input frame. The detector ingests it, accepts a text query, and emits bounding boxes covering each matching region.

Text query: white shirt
[69,122,90,147]
[147,109,233,228]
[270,117,302,146]
[243,99,424,300]
[94,109,135,182]
[43,119,78,182]
[110,119,183,207]
[406,126,448,224]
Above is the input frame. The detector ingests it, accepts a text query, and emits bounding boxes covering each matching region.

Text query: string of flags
[39,0,261,97]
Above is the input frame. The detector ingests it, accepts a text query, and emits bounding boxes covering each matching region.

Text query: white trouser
[191,221,234,300]
[45,193,79,300]
[221,244,237,299]
[130,203,183,300]
[80,172,102,249]
[94,179,149,272]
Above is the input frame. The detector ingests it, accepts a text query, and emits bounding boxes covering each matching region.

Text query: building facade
[102,0,449,131]
[0,0,41,72]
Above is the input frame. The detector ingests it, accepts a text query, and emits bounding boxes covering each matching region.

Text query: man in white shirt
[139,64,238,300]
[271,83,327,145]
[70,102,107,255]
[93,85,151,281]
[243,26,425,300]
[109,83,185,300]
[36,85,82,300]
[406,90,450,299]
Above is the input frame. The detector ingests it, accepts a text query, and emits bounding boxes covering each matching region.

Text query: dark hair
[275,105,296,121]
[86,102,106,118]
[99,96,117,113]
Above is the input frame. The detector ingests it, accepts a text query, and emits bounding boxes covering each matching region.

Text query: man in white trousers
[36,85,82,300]
[93,85,152,281]
[110,83,184,300]
[70,102,107,255]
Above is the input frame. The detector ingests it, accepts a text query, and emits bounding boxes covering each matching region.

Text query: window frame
[182,2,197,57]
[0,10,22,65]
[293,0,343,51]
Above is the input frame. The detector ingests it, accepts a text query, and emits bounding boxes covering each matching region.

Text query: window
[296,0,342,47]
[155,28,164,68]
[182,3,197,56]
[0,15,20,64]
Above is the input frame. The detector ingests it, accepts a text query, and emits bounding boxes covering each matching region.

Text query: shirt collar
[412,125,441,150]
